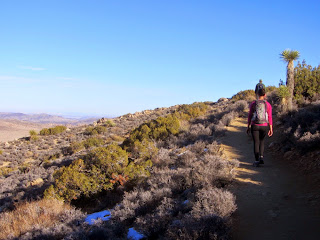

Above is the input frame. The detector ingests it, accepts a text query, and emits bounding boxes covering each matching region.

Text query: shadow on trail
[220,117,320,240]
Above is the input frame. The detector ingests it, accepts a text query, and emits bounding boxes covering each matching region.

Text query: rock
[97,118,106,124]
[218,98,229,103]
[27,178,44,187]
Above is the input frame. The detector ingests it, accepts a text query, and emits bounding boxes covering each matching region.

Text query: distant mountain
[0,112,99,125]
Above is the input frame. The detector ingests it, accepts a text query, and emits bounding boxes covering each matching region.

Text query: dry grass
[0,199,73,240]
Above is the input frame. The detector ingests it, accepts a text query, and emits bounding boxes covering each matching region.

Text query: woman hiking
[247,87,273,167]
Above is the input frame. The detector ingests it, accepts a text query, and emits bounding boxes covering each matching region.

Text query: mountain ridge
[0,112,98,125]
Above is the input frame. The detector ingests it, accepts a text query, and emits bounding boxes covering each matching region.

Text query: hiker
[255,79,266,99]
[247,87,273,167]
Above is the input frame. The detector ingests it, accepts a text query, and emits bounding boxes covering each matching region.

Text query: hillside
[0,95,320,239]
[0,100,246,239]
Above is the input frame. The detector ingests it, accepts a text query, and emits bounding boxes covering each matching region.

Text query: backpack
[252,100,268,124]
[255,83,265,94]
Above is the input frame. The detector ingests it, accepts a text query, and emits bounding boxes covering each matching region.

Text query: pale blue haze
[1,0,319,117]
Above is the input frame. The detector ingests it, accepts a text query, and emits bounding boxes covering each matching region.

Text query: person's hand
[268,129,273,137]
[246,127,250,135]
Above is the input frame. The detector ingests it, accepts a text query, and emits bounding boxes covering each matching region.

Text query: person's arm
[267,102,273,137]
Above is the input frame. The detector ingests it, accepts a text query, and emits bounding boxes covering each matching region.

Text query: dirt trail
[221,117,320,240]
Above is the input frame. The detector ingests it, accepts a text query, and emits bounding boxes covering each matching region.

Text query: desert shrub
[266,85,277,92]
[45,159,97,201]
[0,150,2,155]
[134,197,175,238]
[85,126,106,135]
[281,103,320,152]
[153,148,174,168]
[83,137,104,149]
[174,102,208,120]
[30,135,39,141]
[0,198,84,240]
[191,187,236,218]
[69,141,84,154]
[46,144,151,201]
[104,119,116,127]
[40,126,67,136]
[165,215,229,240]
[278,85,290,99]
[129,139,159,161]
[29,130,37,136]
[109,134,125,143]
[110,140,238,239]
[39,128,50,136]
[46,152,61,161]
[123,114,180,159]
[294,61,320,101]
[0,167,15,177]
[231,89,255,102]
[220,111,238,126]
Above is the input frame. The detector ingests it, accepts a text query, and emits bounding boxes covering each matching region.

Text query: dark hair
[258,88,266,96]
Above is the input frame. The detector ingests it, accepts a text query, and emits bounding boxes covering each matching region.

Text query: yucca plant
[280,49,300,111]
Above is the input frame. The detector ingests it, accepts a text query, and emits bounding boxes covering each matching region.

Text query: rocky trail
[221,117,320,240]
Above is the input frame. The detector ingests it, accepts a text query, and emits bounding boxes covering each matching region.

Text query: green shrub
[277,85,290,99]
[266,86,277,92]
[104,119,116,127]
[123,114,180,155]
[68,141,85,154]
[83,137,104,149]
[174,102,208,120]
[45,159,97,201]
[85,126,106,135]
[40,126,67,135]
[231,89,256,102]
[46,144,151,201]
[39,128,50,136]
[294,61,320,101]
[110,135,125,142]
[30,135,39,141]
[29,130,37,136]
[0,167,14,177]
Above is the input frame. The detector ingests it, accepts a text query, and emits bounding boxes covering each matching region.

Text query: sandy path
[221,117,320,240]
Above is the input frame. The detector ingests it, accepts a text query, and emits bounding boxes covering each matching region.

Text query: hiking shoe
[259,157,264,164]
[253,161,260,167]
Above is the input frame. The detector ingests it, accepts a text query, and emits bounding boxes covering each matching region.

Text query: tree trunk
[286,60,294,111]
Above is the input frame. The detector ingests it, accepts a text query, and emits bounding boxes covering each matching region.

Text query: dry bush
[0,198,84,240]
[191,187,236,218]
[153,148,175,168]
[280,103,320,152]
[220,111,238,126]
[165,215,229,240]
[189,141,207,155]
[134,197,175,238]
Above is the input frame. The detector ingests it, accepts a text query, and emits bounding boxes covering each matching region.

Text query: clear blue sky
[1,0,319,117]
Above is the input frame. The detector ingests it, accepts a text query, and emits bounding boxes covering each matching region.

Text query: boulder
[27,178,44,187]
[218,98,229,103]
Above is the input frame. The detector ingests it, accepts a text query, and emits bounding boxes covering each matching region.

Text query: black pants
[251,125,268,161]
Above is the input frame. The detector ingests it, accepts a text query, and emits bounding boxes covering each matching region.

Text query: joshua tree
[280,49,300,111]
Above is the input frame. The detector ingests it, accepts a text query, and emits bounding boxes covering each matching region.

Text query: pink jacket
[248,100,273,126]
